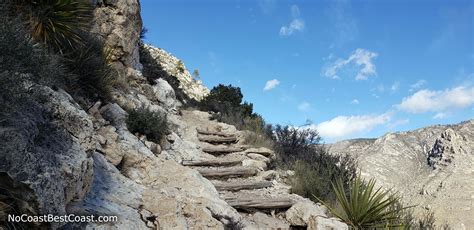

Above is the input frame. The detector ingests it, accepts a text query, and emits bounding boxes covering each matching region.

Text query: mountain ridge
[328,119,474,229]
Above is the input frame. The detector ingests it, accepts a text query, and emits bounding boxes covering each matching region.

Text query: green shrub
[272,125,356,203]
[176,60,185,74]
[62,34,120,102]
[126,107,169,143]
[322,176,409,229]
[8,0,93,53]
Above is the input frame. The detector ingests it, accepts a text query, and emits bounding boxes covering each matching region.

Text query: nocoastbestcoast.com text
[8,214,118,223]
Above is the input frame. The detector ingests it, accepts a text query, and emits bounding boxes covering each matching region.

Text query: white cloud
[433,112,448,119]
[280,5,305,36]
[298,101,311,111]
[310,113,391,139]
[409,79,427,91]
[350,99,359,104]
[323,48,378,80]
[398,86,474,113]
[280,19,305,36]
[263,79,280,91]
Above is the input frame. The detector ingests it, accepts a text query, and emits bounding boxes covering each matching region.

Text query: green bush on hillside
[272,125,357,203]
[126,107,169,143]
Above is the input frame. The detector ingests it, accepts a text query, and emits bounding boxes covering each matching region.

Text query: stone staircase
[179,110,348,229]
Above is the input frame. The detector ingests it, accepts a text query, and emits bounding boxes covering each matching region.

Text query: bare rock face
[91,0,143,73]
[329,120,474,228]
[140,44,210,101]
[0,85,94,229]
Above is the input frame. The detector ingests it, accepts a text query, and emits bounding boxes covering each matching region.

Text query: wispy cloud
[307,113,391,140]
[279,5,305,36]
[350,99,359,104]
[323,48,378,80]
[397,85,474,115]
[409,80,427,91]
[263,79,280,91]
[298,101,311,111]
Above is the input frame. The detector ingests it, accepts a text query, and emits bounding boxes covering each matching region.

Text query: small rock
[308,216,348,230]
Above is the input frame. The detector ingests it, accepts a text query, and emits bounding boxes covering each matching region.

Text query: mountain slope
[328,120,474,229]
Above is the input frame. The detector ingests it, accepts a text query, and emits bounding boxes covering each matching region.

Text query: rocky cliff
[328,120,474,229]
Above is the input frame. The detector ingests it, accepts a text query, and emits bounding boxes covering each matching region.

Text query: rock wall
[91,0,143,74]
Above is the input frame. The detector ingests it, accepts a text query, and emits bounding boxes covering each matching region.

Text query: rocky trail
[178,110,348,229]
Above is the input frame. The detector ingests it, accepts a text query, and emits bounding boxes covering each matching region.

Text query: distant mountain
[328,120,474,229]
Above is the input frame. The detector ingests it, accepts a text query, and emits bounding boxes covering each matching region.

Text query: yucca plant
[318,176,409,229]
[11,0,93,53]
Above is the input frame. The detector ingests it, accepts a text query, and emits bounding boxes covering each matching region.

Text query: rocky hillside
[328,120,474,229]
[0,0,348,229]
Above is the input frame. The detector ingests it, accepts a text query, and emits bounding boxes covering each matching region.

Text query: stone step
[182,158,242,167]
[225,197,295,210]
[245,147,274,157]
[197,166,257,179]
[196,128,236,137]
[198,134,237,144]
[202,145,244,155]
[213,180,273,192]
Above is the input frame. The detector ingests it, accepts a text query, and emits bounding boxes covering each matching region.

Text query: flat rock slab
[182,158,242,167]
[202,146,244,155]
[245,147,274,157]
[213,180,273,192]
[198,135,237,144]
[225,197,295,210]
[197,167,258,179]
[196,128,235,137]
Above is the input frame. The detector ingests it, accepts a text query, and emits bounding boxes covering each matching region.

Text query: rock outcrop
[329,120,474,229]
[91,0,143,73]
[140,44,210,101]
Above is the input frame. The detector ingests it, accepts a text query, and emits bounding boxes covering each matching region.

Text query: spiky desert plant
[11,0,93,53]
[319,176,409,229]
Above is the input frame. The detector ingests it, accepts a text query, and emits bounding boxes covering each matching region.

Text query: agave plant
[318,176,409,229]
[12,0,93,53]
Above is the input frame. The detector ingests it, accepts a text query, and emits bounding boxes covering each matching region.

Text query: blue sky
[141,0,474,142]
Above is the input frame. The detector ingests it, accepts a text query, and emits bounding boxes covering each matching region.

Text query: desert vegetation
[0,0,121,105]
[126,107,169,143]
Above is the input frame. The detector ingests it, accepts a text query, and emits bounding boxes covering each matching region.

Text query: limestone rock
[91,0,143,72]
[242,159,267,171]
[100,103,128,130]
[308,216,348,230]
[140,44,210,101]
[0,85,94,229]
[142,78,179,110]
[244,212,290,229]
[285,200,328,226]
